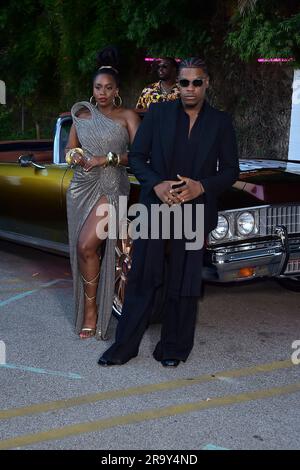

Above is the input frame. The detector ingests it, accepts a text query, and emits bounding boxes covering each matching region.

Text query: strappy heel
[79,271,100,339]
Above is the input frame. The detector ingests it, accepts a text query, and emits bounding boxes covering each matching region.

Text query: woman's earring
[89,96,97,106]
[113,93,122,108]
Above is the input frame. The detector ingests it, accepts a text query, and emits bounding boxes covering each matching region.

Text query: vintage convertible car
[0,113,299,318]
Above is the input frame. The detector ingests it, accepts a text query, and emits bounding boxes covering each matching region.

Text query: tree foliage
[0,0,299,138]
[0,0,129,137]
[227,0,300,62]
[119,0,216,56]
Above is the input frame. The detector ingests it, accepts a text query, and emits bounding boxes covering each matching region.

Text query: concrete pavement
[0,240,299,450]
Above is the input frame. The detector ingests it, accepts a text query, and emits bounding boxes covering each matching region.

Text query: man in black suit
[99,57,239,367]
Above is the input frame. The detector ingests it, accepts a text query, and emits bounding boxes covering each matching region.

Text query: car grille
[284,259,300,274]
[266,205,300,235]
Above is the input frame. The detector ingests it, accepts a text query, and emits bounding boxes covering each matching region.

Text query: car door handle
[18,154,46,170]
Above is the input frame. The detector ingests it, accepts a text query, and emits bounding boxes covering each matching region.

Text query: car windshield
[59,118,72,163]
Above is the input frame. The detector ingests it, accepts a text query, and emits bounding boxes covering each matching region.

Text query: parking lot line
[0,358,295,420]
[0,381,299,450]
[0,279,68,307]
[203,444,229,450]
[0,278,22,283]
[0,363,82,380]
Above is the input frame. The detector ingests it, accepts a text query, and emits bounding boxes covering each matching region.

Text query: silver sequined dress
[67,101,130,339]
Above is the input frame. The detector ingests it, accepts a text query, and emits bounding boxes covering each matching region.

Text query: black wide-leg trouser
[102,278,199,364]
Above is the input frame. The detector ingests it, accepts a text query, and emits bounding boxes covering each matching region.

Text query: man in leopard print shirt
[136,57,180,109]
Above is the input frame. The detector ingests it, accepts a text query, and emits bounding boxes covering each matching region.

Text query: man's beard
[183,101,197,109]
[182,98,204,109]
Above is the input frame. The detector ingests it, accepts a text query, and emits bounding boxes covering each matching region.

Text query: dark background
[0,0,299,159]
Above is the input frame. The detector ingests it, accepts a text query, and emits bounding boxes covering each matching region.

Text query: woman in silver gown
[65,54,140,340]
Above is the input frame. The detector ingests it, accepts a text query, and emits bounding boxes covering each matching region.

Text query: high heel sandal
[79,271,100,339]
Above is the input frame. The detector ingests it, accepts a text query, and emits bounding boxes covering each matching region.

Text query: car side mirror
[18,154,46,170]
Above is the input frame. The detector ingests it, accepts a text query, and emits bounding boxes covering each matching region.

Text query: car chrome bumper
[208,226,300,283]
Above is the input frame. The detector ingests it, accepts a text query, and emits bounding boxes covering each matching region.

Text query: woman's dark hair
[94,46,120,87]
[179,57,208,76]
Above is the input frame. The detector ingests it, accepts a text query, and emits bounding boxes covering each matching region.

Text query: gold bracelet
[65,147,84,165]
[105,151,120,167]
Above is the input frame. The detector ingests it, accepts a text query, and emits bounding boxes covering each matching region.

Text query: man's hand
[83,156,106,172]
[170,174,204,203]
[153,180,182,205]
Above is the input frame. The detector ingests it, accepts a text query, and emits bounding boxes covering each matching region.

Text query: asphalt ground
[0,240,299,451]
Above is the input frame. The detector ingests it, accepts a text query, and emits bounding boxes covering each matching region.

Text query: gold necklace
[160,81,174,95]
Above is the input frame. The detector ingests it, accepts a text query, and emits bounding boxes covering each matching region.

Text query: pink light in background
[144,57,181,62]
[257,58,295,63]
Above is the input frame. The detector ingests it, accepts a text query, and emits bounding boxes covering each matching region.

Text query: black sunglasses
[178,78,206,87]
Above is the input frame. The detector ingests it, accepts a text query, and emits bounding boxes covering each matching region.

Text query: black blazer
[129,99,239,234]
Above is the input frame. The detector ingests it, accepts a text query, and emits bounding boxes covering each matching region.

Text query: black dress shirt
[170,101,206,179]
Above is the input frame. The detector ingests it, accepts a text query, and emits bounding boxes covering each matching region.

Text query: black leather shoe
[98,357,118,367]
[161,359,180,367]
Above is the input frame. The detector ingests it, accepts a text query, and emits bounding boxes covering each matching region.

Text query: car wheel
[113,220,165,323]
[277,276,300,292]
[113,220,133,319]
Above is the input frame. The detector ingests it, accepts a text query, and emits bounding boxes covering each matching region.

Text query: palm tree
[237,0,258,15]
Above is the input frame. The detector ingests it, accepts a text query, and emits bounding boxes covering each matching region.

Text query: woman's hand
[71,151,85,167]
[83,156,106,172]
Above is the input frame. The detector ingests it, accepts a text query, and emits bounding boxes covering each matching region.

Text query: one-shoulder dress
[67,101,130,340]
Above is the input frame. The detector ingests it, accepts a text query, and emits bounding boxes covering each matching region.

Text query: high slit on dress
[66,101,130,340]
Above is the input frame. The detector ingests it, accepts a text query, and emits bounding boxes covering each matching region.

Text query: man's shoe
[161,359,180,367]
[98,357,118,367]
